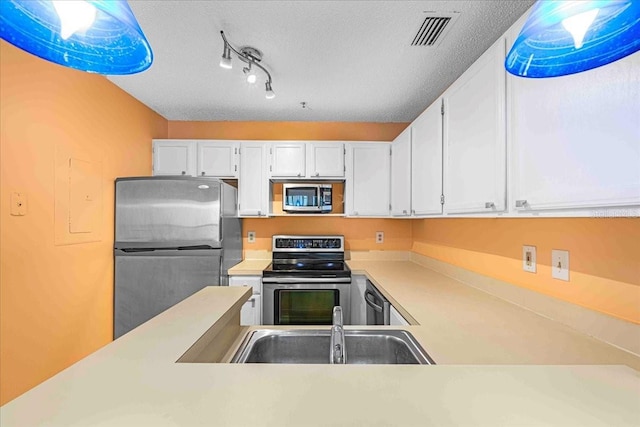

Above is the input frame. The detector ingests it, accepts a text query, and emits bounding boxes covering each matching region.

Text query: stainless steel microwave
[282,184,332,213]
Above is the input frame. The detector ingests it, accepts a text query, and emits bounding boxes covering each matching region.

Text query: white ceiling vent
[411,12,460,48]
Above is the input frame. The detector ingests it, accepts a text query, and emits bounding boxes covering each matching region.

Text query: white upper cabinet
[443,38,507,214]
[152,140,197,176]
[308,142,345,178]
[269,142,345,179]
[239,142,269,217]
[390,127,412,216]
[197,140,239,178]
[346,142,391,217]
[412,99,443,216]
[269,142,306,178]
[507,30,640,212]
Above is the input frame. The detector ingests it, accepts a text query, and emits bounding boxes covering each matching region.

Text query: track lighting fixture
[219,30,275,99]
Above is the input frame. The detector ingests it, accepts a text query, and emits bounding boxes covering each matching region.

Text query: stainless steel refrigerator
[114,176,241,339]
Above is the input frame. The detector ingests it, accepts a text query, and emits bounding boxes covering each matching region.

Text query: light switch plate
[376,231,384,244]
[552,250,570,281]
[247,231,256,243]
[522,245,536,273]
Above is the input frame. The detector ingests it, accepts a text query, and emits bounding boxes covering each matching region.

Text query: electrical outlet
[375,231,384,244]
[247,231,256,243]
[522,245,536,273]
[552,249,569,281]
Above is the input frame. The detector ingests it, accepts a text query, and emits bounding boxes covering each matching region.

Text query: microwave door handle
[364,290,384,313]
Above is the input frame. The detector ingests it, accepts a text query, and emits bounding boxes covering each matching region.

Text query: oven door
[262,281,351,325]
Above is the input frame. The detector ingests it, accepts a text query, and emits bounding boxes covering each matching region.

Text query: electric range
[262,235,351,325]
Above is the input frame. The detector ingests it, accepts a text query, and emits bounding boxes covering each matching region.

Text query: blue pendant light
[0,0,152,75]
[505,0,640,78]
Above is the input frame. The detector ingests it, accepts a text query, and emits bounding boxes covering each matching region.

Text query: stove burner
[264,235,350,279]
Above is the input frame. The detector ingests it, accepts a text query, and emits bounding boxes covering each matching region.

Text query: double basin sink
[231,329,435,365]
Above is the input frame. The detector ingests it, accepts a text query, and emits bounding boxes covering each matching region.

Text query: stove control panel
[273,235,344,252]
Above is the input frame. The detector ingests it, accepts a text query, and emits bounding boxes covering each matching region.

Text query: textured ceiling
[107,1,534,122]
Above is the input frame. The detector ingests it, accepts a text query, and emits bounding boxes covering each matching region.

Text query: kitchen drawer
[229,275,262,295]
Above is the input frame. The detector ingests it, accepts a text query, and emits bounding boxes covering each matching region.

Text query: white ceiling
[107,1,534,123]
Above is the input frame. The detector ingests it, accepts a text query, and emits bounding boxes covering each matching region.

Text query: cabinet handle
[181,171,186,175]
[297,173,302,177]
[201,171,206,176]
[515,200,528,208]
[411,209,415,215]
[353,211,358,216]
[485,202,495,209]
[234,165,237,172]
[315,172,319,177]
[403,210,407,215]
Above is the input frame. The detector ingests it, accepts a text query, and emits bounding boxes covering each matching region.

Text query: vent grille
[412,16,452,47]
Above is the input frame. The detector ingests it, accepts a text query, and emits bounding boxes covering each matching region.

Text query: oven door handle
[262,277,352,284]
[364,290,384,312]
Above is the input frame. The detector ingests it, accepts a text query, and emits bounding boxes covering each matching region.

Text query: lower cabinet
[229,275,262,325]
[350,275,367,325]
[390,305,410,326]
[240,294,261,326]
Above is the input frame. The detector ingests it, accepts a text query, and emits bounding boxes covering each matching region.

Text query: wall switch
[247,231,256,243]
[522,245,536,273]
[552,250,570,281]
[375,231,384,244]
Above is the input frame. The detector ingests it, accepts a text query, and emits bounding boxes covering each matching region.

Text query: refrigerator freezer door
[114,248,222,339]
[115,177,222,248]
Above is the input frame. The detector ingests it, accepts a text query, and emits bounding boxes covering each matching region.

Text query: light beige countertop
[230,257,640,368]
[3,263,640,426]
[228,259,271,276]
[347,260,640,369]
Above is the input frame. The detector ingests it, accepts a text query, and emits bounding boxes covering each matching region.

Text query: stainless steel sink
[231,329,435,365]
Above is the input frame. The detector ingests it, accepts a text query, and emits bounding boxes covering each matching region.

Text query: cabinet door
[509,44,640,211]
[391,127,411,216]
[239,294,260,326]
[308,142,345,178]
[346,143,391,217]
[239,143,269,217]
[197,141,238,178]
[412,99,443,216]
[443,38,506,214]
[390,305,409,326]
[270,143,306,178]
[152,140,196,176]
[350,275,367,325]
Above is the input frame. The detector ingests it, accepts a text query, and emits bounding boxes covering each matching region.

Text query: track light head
[265,81,275,99]
[220,43,232,69]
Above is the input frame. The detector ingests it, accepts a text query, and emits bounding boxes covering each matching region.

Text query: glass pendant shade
[0,0,153,75]
[505,0,640,78]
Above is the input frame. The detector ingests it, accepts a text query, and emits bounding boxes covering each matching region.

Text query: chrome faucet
[330,306,346,364]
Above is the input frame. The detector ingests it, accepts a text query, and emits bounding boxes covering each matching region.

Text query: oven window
[275,289,339,325]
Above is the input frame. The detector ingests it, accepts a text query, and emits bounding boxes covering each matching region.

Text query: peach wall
[412,218,640,323]
[0,41,168,404]
[243,217,412,252]
[168,121,408,141]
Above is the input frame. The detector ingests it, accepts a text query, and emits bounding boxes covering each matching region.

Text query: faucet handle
[332,306,343,326]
